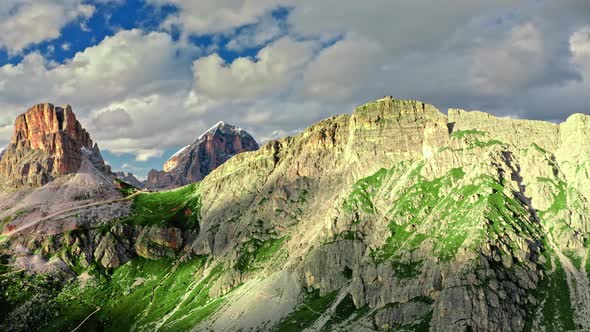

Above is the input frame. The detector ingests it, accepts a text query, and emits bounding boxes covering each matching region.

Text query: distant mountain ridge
[145,121,259,189]
[113,171,144,189]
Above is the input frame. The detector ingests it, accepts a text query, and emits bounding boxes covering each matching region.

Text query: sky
[0,1,589,179]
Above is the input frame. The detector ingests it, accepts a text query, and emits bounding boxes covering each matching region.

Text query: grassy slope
[121,183,202,229]
[43,257,227,332]
[2,130,589,331]
[45,183,218,331]
[334,132,586,330]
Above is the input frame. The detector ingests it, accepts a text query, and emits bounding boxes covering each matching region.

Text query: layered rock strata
[0,103,108,187]
[145,121,259,189]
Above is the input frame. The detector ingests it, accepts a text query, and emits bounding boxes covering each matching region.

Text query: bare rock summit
[0,103,108,188]
[145,121,259,189]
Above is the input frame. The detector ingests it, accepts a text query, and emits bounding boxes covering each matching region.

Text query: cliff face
[145,121,259,189]
[10,104,93,153]
[1,97,590,332]
[188,99,590,332]
[0,103,108,188]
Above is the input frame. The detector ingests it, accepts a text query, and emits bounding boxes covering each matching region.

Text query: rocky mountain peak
[164,121,251,172]
[0,103,107,188]
[114,171,144,189]
[146,121,259,189]
[196,121,246,140]
[11,103,93,149]
[3,97,590,331]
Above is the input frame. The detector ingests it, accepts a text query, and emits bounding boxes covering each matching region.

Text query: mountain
[113,171,144,189]
[144,121,259,189]
[1,97,590,331]
[0,103,109,188]
[0,104,126,262]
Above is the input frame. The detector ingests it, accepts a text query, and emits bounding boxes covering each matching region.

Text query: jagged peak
[0,103,106,188]
[197,121,246,140]
[11,103,91,146]
[25,103,72,114]
[151,121,259,187]
[165,121,256,169]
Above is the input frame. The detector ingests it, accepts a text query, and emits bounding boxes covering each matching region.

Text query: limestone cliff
[0,103,108,188]
[1,97,590,332]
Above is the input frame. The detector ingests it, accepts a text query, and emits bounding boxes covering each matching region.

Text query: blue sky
[0,1,589,179]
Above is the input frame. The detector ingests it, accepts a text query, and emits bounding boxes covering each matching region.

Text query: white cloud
[570,27,590,72]
[226,13,285,51]
[300,37,384,102]
[286,0,523,61]
[92,108,133,129]
[149,0,279,37]
[466,26,590,121]
[0,29,202,161]
[2,0,590,169]
[87,92,212,161]
[0,0,95,53]
[193,37,316,100]
[470,23,546,95]
[0,29,196,109]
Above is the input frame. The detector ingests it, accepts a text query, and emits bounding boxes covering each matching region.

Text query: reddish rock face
[0,103,106,187]
[145,122,259,189]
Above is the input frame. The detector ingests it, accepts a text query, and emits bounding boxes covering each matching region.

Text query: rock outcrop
[448,108,561,151]
[2,97,590,332]
[145,121,259,189]
[0,103,108,188]
[114,171,144,189]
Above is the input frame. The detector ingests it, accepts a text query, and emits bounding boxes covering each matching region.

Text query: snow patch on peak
[196,121,248,140]
[171,145,190,159]
[198,121,227,140]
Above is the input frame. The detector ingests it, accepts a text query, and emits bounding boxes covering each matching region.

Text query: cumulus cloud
[87,92,214,162]
[570,27,590,71]
[300,37,385,102]
[54,29,196,105]
[0,29,203,161]
[0,0,95,53]
[286,0,515,50]
[92,108,133,129]
[140,0,587,123]
[148,0,279,37]
[225,13,285,51]
[0,29,196,109]
[193,37,317,100]
[2,0,590,174]
[470,23,546,95]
